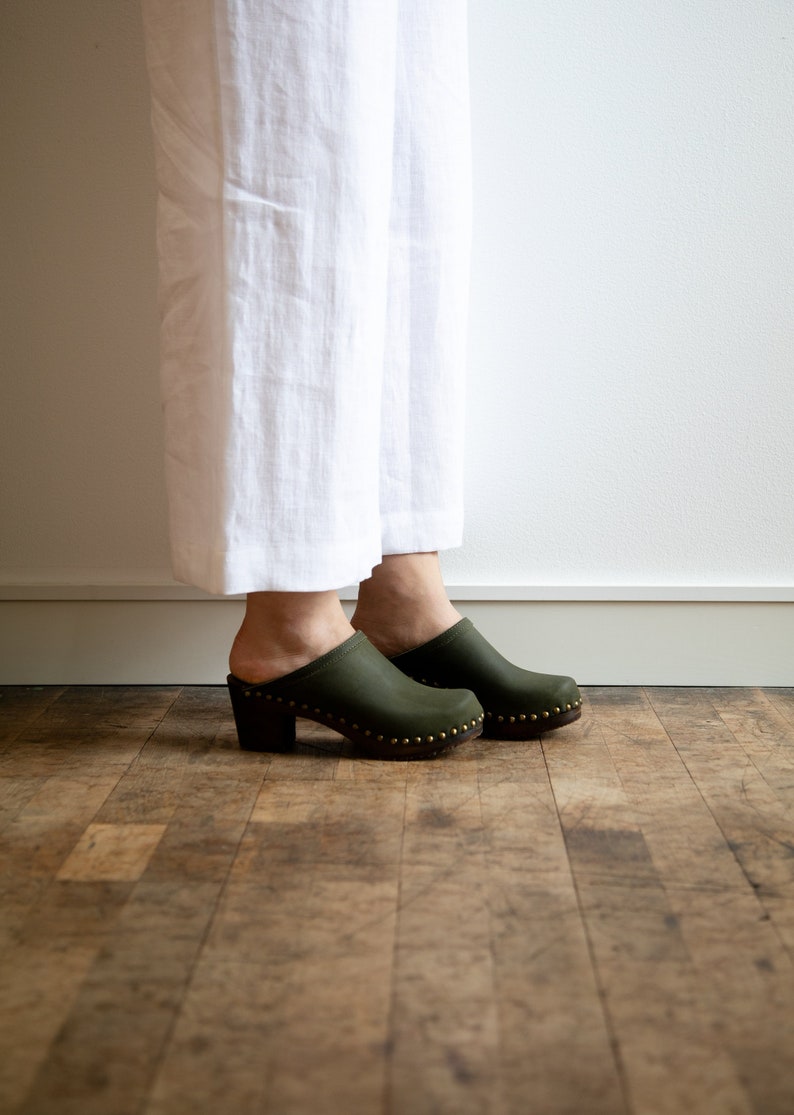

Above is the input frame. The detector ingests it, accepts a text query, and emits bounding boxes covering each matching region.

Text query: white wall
[2,1,793,684]
[453,0,794,589]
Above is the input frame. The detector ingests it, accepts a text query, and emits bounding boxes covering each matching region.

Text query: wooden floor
[1,685,793,1115]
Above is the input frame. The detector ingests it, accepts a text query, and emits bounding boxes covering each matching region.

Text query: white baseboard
[0,587,792,685]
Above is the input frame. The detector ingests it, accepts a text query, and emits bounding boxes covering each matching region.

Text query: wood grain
[0,683,792,1114]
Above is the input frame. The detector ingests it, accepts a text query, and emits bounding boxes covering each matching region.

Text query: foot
[389,618,582,739]
[229,591,355,684]
[351,552,462,657]
[228,633,484,760]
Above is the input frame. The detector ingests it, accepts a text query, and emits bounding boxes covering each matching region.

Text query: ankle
[352,553,461,657]
[229,591,355,684]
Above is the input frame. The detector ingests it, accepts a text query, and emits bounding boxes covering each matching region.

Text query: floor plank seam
[539,724,634,1115]
[382,775,409,1115]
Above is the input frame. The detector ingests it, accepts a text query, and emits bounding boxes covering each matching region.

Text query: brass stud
[352,723,359,730]
[364,730,371,737]
[509,716,516,724]
[426,736,434,744]
[413,737,421,745]
[439,732,446,740]
[530,714,538,721]
[401,738,410,746]
[314,707,321,714]
[519,714,526,721]
[326,712,333,720]
[451,728,457,736]
[339,717,346,725]
[377,735,384,742]
[486,712,493,719]
[497,715,504,723]
[542,711,550,719]
[288,700,296,708]
[301,703,308,710]
[553,707,561,715]
[566,703,572,711]
[276,696,283,703]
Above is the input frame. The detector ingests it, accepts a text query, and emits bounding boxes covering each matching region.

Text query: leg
[354,2,582,736]
[352,553,461,658]
[229,591,354,684]
[351,3,470,653]
[142,0,400,594]
[377,1,472,561]
[143,2,486,758]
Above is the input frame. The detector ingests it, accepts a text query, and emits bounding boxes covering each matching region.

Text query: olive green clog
[227,631,484,760]
[390,618,581,739]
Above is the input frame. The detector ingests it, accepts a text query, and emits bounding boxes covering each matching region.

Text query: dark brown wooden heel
[227,677,297,752]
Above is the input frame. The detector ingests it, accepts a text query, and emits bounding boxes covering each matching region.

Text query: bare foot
[351,552,462,658]
[229,591,355,684]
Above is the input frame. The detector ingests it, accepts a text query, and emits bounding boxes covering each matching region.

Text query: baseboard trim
[1,582,793,602]
[1,593,792,685]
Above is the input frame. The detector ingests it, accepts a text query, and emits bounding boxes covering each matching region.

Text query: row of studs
[485,698,581,724]
[242,688,484,746]
[411,676,581,724]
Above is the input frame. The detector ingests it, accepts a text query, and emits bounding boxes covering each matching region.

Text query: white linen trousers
[142,1,472,594]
